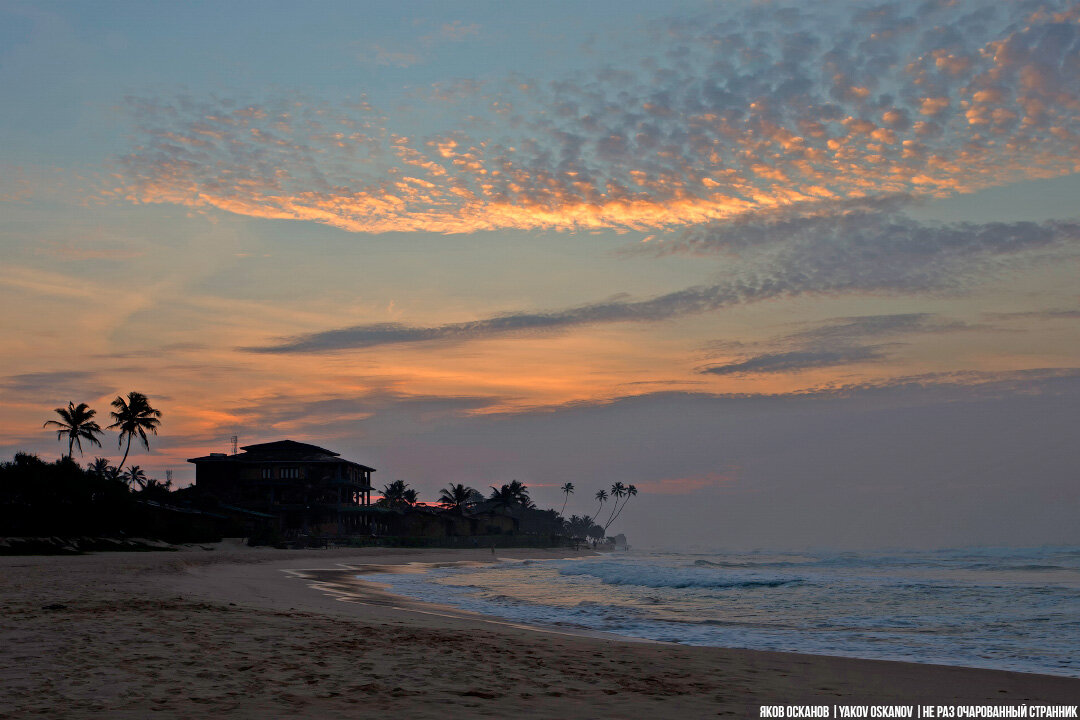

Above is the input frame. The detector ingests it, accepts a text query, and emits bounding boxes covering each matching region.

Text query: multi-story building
[187,440,374,536]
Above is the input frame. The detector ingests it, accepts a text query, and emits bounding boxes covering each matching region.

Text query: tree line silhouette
[4,391,642,548]
[371,477,638,541]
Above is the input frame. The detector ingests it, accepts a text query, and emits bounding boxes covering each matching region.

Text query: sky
[2,0,1079,550]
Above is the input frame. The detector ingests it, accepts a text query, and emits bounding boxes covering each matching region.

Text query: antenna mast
[230,435,238,455]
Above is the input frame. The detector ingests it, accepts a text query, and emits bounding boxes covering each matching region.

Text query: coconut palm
[488,480,533,513]
[566,514,591,540]
[107,392,162,471]
[608,484,638,528]
[586,522,606,544]
[605,482,627,527]
[565,515,604,543]
[44,402,103,458]
[438,483,478,512]
[377,480,412,509]
[593,489,607,519]
[559,482,575,515]
[507,480,532,507]
[488,484,517,513]
[122,465,148,490]
[87,457,119,480]
[402,488,419,507]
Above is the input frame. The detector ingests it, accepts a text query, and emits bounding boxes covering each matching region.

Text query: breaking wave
[556,561,800,589]
[360,546,1080,678]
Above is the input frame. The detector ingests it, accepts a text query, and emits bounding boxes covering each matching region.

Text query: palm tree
[605,482,626,527]
[438,483,478,512]
[593,489,607,519]
[87,457,119,480]
[566,514,588,540]
[507,480,532,508]
[488,480,533,514]
[122,465,148,490]
[107,392,162,471]
[488,484,517,514]
[559,482,575,515]
[608,484,638,528]
[44,402,103,458]
[377,480,415,509]
[586,521,606,544]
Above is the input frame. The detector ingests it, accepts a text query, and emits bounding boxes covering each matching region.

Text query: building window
[262,468,272,479]
[281,468,300,479]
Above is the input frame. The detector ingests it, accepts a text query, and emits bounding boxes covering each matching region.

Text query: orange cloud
[111,2,1080,235]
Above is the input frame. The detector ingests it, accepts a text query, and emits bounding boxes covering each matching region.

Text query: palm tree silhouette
[566,514,591,540]
[377,480,414,509]
[123,465,148,490]
[488,481,532,513]
[44,402,103,458]
[593,489,607,519]
[107,392,161,471]
[87,457,119,480]
[488,484,517,514]
[438,483,478,512]
[608,484,638,528]
[559,482,575,515]
[605,482,627,528]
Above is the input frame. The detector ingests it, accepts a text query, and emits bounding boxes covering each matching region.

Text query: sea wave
[557,561,800,589]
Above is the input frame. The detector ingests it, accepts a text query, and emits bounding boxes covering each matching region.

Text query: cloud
[780,313,977,343]
[698,345,889,375]
[1,371,109,402]
[370,45,423,68]
[509,367,1080,415]
[433,21,480,42]
[113,0,1080,234]
[698,311,988,376]
[246,206,1079,353]
[245,286,743,353]
[227,391,505,435]
[984,308,1080,321]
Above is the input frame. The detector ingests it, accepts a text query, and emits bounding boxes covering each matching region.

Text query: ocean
[362,546,1080,677]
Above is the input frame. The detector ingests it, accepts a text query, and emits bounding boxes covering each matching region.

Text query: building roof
[187,439,375,470]
[239,440,340,458]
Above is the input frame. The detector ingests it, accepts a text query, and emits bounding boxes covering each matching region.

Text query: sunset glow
[3,0,1079,548]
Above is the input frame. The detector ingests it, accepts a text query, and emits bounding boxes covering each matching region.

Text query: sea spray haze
[363,547,1080,677]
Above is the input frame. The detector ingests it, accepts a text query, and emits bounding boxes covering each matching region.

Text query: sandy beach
[1,544,1077,719]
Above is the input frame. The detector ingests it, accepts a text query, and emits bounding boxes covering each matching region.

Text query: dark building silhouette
[187,440,374,536]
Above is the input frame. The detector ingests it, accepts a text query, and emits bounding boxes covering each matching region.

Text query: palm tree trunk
[118,435,132,472]
[609,497,632,528]
[605,499,620,528]
[560,496,568,515]
[605,496,629,532]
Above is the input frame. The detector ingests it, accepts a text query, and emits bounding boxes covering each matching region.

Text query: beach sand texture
[1,545,1077,719]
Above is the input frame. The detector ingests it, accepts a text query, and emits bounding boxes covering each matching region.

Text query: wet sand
[1,543,1077,719]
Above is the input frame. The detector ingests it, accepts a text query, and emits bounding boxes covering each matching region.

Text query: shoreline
[2,545,1078,718]
[285,557,1080,672]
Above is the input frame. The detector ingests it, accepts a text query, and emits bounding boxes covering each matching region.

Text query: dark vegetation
[3,393,640,553]
[0,453,229,551]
